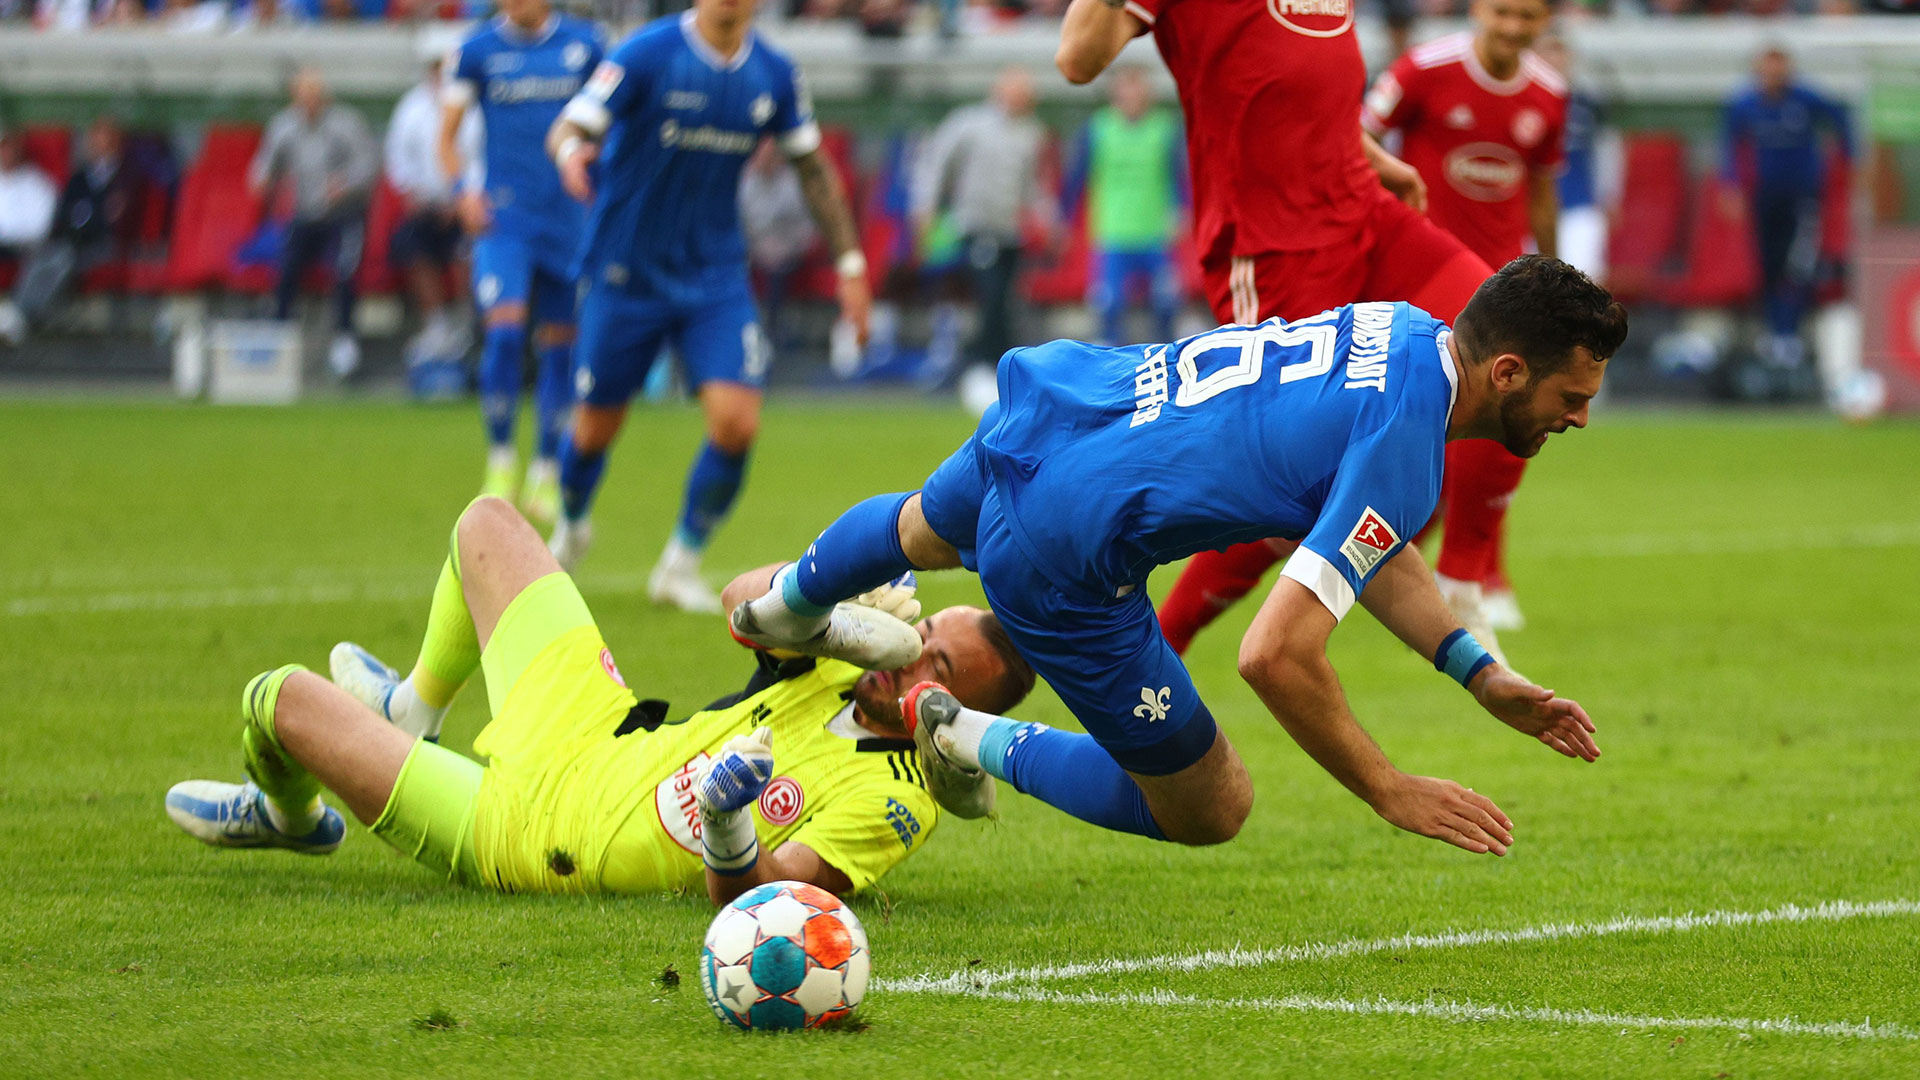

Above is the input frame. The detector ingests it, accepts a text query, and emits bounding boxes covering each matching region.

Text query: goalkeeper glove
[696,726,775,875]
[847,570,920,625]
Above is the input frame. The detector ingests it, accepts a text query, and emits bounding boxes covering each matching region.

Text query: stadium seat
[1604,133,1688,303]
[163,125,265,292]
[355,178,405,295]
[22,126,73,187]
[1668,177,1758,308]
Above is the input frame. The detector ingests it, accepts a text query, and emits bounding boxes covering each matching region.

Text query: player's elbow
[1055,44,1104,85]
[1236,628,1313,697]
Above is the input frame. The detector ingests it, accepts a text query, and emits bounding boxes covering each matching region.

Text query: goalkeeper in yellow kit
[164,496,1035,905]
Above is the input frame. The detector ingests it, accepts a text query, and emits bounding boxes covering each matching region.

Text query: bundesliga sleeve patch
[1338,507,1400,576]
[584,60,624,102]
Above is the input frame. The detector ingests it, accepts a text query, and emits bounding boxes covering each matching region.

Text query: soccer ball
[700,880,870,1030]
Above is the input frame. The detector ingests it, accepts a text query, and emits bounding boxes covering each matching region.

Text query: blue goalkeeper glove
[697,726,774,875]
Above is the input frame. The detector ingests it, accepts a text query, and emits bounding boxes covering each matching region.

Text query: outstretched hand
[1474,666,1600,762]
[1371,773,1513,855]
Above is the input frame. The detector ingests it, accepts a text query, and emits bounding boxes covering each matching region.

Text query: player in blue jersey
[440,0,605,523]
[733,256,1625,856]
[542,0,870,613]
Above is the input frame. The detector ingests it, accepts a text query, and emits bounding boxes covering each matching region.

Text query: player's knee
[456,495,521,552]
[1160,797,1250,846]
[707,411,759,456]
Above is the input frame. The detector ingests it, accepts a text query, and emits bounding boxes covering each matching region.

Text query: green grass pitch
[2,398,1917,1078]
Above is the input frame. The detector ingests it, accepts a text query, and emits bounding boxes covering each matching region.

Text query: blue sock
[558,439,607,522]
[534,341,573,462]
[786,491,915,616]
[978,721,1166,840]
[478,324,527,447]
[677,441,749,550]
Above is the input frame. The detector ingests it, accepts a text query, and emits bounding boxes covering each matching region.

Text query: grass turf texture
[2,399,1917,1078]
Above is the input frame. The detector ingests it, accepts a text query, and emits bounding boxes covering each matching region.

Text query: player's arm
[1528,169,1559,260]
[1056,0,1146,85]
[791,148,872,344]
[1359,545,1598,761]
[1361,130,1426,214]
[1237,575,1514,855]
[692,726,858,906]
[550,49,640,203]
[706,841,852,907]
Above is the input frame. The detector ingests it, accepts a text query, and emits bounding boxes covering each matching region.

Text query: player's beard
[851,670,907,735]
[1497,386,1550,458]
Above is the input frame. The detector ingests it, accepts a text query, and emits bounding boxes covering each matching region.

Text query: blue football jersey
[559,11,821,301]
[448,14,605,246]
[979,302,1458,620]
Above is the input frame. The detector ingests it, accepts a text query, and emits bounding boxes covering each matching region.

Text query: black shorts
[390,210,462,269]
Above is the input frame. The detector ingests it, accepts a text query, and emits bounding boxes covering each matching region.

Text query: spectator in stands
[385,55,471,365]
[1062,65,1184,345]
[739,139,819,359]
[1722,46,1852,371]
[1538,33,1613,281]
[0,130,56,258]
[912,65,1059,394]
[249,67,378,378]
[0,117,139,347]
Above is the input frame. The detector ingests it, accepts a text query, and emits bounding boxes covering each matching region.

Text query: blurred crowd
[4,0,1917,32]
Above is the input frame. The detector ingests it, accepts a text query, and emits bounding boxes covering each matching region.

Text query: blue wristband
[1434,628,1496,688]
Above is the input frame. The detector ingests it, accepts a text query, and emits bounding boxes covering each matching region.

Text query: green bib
[1087,108,1180,249]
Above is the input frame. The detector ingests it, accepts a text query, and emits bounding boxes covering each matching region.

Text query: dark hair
[976,611,1038,715]
[1453,255,1629,379]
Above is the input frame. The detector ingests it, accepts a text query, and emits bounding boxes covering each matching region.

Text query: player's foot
[1437,574,1511,670]
[549,515,593,570]
[1483,587,1526,632]
[482,446,518,501]
[327,334,360,380]
[901,681,996,820]
[328,641,444,742]
[164,780,344,854]
[520,458,560,527]
[648,536,721,615]
[731,595,922,671]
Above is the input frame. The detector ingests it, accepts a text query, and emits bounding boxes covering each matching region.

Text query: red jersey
[1363,32,1567,267]
[1127,0,1383,257]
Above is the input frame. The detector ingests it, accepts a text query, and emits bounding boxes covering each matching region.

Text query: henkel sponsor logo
[656,753,710,854]
[758,776,805,826]
[1266,0,1352,38]
[1444,143,1525,202]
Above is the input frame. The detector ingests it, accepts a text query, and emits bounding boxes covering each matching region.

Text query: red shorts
[1200,192,1492,326]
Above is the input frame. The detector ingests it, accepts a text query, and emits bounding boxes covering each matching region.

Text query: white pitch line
[960,987,1920,1042]
[880,899,1920,995]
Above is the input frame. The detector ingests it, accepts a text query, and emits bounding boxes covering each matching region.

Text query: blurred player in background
[1721,46,1853,374]
[733,258,1618,855]
[1363,0,1565,646]
[164,498,1033,905]
[1052,0,1499,657]
[385,57,473,369]
[441,0,604,523]
[1062,65,1186,346]
[544,0,870,613]
[1538,33,1611,283]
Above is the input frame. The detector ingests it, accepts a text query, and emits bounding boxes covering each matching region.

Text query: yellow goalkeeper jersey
[468,648,939,896]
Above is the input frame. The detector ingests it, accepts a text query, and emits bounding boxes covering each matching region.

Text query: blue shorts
[920,423,1217,776]
[471,233,578,328]
[1090,248,1178,311]
[573,280,767,408]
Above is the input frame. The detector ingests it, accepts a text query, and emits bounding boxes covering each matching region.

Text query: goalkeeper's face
[852,607,1012,735]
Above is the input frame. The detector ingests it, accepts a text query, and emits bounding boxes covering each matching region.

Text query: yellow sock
[409,555,478,710]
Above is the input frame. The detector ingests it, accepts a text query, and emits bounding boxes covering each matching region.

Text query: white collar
[1463,39,1530,97]
[1436,330,1460,428]
[495,12,557,46]
[680,9,753,72]
[825,703,864,740]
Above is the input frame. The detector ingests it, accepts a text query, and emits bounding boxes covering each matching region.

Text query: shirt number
[1172,318,1337,407]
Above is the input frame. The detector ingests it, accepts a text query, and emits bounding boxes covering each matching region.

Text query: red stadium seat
[164,125,265,291]
[1668,177,1758,308]
[356,178,406,295]
[21,126,72,186]
[1604,134,1688,303]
